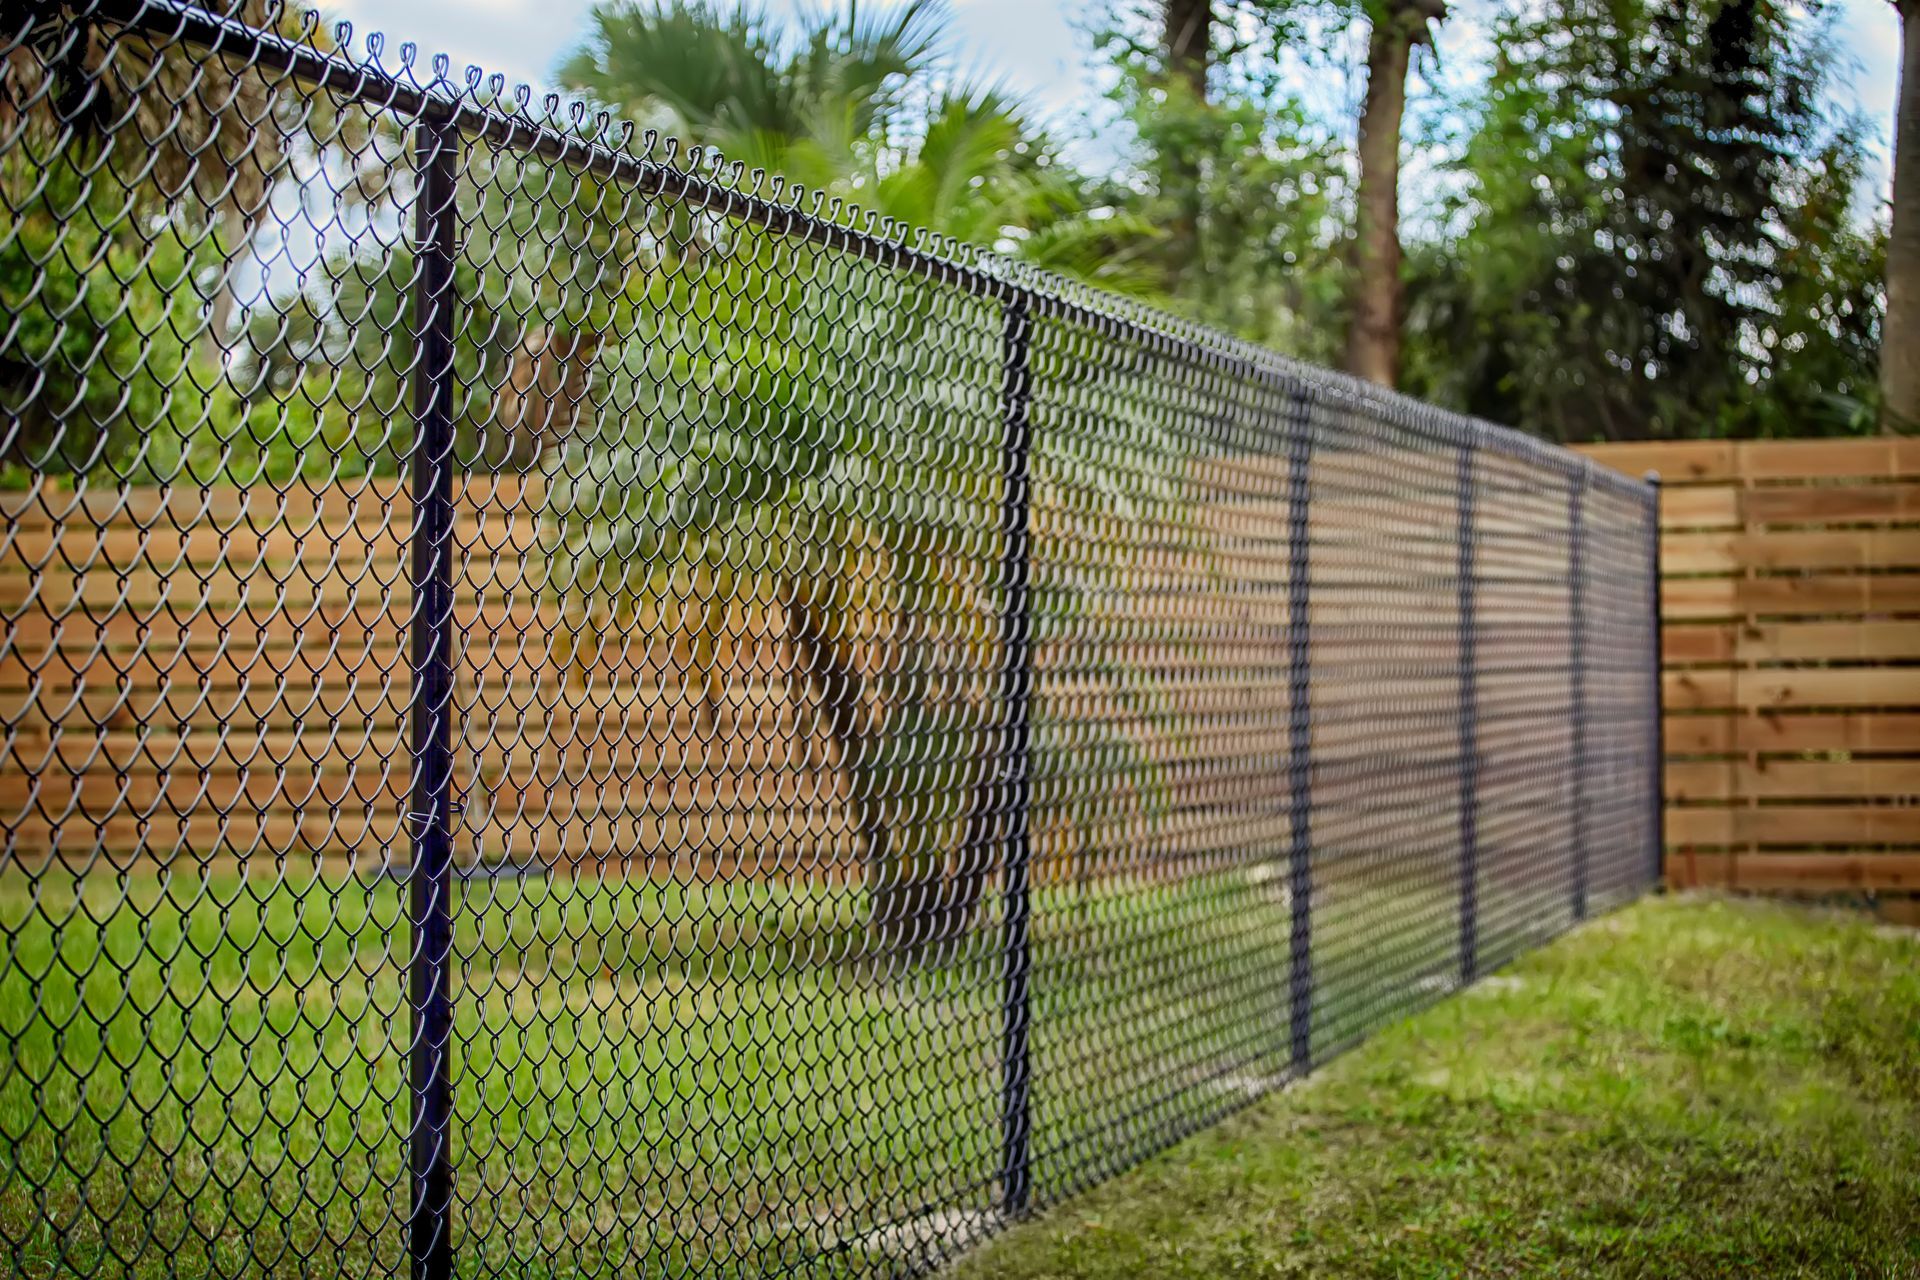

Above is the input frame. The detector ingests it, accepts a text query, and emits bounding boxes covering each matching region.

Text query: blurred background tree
[1399,0,1888,440]
[5,0,1897,461]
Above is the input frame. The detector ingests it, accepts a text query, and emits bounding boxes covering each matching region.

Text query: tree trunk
[1163,0,1210,99]
[493,326,604,465]
[784,591,940,954]
[1345,14,1413,386]
[935,733,1009,949]
[1345,0,1445,388]
[1161,0,1211,286]
[783,589,1001,958]
[199,215,253,371]
[1883,0,1920,432]
[205,278,240,368]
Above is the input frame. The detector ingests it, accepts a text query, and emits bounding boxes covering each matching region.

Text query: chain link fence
[0,3,1663,1275]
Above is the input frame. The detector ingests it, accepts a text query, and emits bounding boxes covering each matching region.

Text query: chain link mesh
[1,3,1662,1275]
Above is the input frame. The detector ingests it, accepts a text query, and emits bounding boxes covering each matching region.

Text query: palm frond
[1018,211,1166,296]
[559,0,792,137]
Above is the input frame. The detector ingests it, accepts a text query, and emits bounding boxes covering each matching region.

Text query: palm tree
[559,0,1157,278]
[542,1,1166,955]
[1,0,344,471]
[559,0,943,190]
[538,229,1003,954]
[226,0,1166,951]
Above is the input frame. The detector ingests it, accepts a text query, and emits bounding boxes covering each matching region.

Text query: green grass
[0,862,1331,1278]
[955,894,1920,1280]
[20,867,1837,1279]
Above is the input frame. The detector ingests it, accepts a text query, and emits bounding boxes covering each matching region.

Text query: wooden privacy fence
[0,478,864,873]
[1581,438,1920,898]
[1,448,1631,893]
[9,440,1908,901]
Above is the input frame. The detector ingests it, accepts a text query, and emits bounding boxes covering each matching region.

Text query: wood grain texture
[1583,439,1920,890]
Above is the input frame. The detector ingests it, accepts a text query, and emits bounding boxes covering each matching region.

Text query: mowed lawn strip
[955,894,1920,1280]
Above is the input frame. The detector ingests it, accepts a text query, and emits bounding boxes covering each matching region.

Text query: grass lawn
[955,894,1920,1280]
[1,862,1327,1277]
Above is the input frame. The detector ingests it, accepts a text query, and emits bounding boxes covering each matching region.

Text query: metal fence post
[407,113,462,1280]
[997,298,1038,1216]
[1568,464,1589,921]
[1645,472,1666,890]
[1455,437,1479,985]
[1283,386,1314,1074]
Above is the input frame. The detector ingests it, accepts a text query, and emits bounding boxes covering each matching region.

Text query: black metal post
[1568,465,1589,921]
[1455,439,1479,985]
[1645,472,1666,890]
[407,114,461,1280]
[996,298,1038,1216]
[1283,386,1314,1074]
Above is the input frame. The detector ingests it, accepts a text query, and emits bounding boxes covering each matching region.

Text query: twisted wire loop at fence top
[0,3,1663,1276]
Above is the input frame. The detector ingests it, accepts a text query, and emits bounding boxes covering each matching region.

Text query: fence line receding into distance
[1,4,1662,1276]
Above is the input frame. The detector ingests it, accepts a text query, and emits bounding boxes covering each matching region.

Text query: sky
[321,0,1905,198]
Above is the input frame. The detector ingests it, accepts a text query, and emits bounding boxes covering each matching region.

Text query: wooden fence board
[1666,759,1920,802]
[1743,484,1920,525]
[1666,805,1920,847]
[1658,629,1912,675]
[1661,573,1920,620]
[1669,852,1920,891]
[1658,487,1742,528]
[1664,668,1920,711]
[1662,529,1920,573]
[1736,439,1920,481]
[1661,624,1733,663]
[1664,711,1920,755]
[1734,621,1920,662]
[1582,442,1737,483]
[1585,439,1920,485]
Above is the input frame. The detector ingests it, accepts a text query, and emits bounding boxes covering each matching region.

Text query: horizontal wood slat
[1661,573,1920,620]
[1640,483,1920,530]
[1744,484,1920,525]
[1662,530,1920,573]
[1666,759,1920,802]
[1665,805,1920,846]
[1664,711,1920,754]
[1667,852,1920,891]
[1663,668,1920,711]
[1584,439,1920,485]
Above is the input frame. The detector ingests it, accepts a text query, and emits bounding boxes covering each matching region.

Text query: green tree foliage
[0,1,365,483]
[544,2,1184,947]
[558,0,940,184]
[0,168,206,478]
[557,0,1139,282]
[1095,12,1351,361]
[1401,0,1886,440]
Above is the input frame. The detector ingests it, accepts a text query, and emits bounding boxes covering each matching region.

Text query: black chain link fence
[0,3,1664,1275]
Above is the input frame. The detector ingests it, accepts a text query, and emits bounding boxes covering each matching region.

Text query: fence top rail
[66,0,1650,504]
